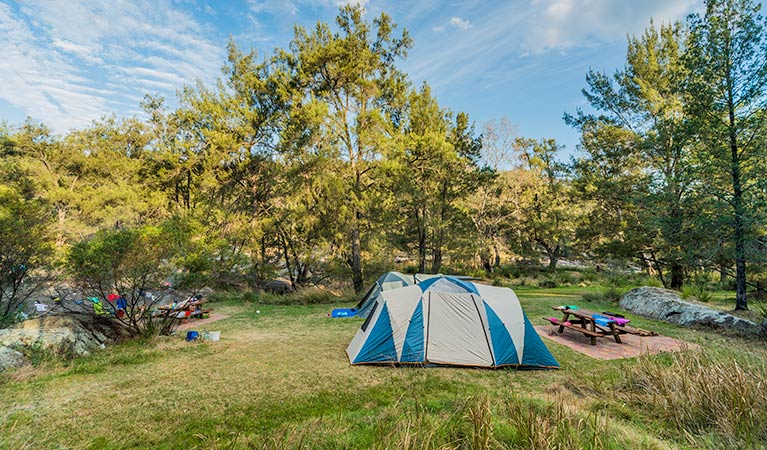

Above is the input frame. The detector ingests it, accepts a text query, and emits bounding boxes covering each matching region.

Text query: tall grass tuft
[504,394,614,449]
[367,394,619,449]
[617,349,767,448]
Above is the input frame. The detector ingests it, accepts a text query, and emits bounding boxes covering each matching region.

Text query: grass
[1,286,766,449]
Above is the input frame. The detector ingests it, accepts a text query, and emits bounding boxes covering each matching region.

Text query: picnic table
[544,306,657,345]
[156,299,212,321]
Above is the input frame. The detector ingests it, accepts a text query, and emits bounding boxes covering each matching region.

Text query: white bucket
[207,331,221,342]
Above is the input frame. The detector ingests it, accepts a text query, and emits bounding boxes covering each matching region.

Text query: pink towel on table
[612,317,630,326]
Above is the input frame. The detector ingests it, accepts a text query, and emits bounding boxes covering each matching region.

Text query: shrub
[537,278,558,289]
[681,284,713,303]
[582,287,624,304]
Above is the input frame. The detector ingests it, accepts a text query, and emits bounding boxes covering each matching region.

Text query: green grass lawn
[2,287,766,449]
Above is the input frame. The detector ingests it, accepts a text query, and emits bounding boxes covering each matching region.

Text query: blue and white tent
[346,276,559,369]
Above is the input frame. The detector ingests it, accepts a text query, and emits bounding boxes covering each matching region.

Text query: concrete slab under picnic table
[534,325,695,360]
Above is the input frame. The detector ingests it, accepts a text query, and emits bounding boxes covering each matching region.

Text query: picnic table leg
[557,312,569,333]
[590,336,597,345]
[610,323,622,344]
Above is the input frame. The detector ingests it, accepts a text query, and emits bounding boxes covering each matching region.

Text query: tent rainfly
[346,276,559,369]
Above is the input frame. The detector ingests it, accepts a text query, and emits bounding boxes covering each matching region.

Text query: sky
[0,0,706,156]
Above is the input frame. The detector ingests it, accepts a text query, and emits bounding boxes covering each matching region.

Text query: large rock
[0,315,116,360]
[0,346,24,372]
[620,286,762,335]
[262,279,292,295]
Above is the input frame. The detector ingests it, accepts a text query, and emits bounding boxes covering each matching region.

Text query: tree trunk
[351,223,364,294]
[669,263,684,290]
[537,239,558,271]
[416,209,427,273]
[481,255,492,273]
[280,236,295,289]
[719,262,727,283]
[56,205,67,247]
[728,80,748,310]
[431,242,442,274]
[493,242,501,268]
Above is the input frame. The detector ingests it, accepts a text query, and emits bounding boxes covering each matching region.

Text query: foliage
[3,4,767,303]
[0,185,52,326]
[66,221,207,337]
[684,0,767,309]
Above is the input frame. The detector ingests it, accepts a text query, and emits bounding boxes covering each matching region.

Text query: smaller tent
[346,276,559,369]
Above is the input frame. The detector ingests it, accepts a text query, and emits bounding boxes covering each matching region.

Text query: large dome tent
[346,276,559,369]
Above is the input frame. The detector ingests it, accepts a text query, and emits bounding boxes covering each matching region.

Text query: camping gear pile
[346,275,559,369]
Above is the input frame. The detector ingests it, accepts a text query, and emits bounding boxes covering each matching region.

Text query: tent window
[361,302,378,332]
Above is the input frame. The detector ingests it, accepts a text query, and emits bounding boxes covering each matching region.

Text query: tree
[282,4,411,292]
[514,138,575,270]
[481,117,518,171]
[66,221,207,337]
[685,0,767,309]
[0,185,53,326]
[567,21,701,287]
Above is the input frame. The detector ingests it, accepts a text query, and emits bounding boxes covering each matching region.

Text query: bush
[582,287,624,304]
[537,278,558,288]
[681,284,713,303]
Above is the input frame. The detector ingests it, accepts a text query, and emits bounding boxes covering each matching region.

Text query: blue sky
[0,0,704,155]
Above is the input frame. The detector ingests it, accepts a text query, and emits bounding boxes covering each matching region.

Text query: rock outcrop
[0,315,125,371]
[0,346,24,372]
[620,286,763,335]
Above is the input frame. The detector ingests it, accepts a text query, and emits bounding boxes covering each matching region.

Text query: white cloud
[432,25,445,32]
[524,0,699,53]
[0,0,224,132]
[449,16,472,30]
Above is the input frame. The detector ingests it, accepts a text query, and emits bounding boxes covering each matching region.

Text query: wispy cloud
[0,0,224,133]
[404,0,699,88]
[449,16,472,30]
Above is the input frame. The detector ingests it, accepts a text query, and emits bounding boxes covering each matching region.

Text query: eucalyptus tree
[281,5,411,292]
[684,0,767,309]
[174,41,293,286]
[514,138,575,270]
[568,22,701,287]
[386,84,486,273]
